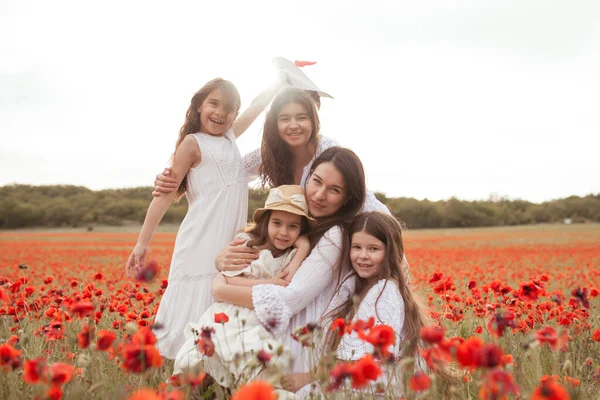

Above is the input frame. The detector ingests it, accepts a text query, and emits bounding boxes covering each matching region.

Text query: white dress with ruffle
[153,130,248,359]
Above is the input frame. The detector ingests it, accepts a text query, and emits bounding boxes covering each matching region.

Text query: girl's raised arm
[232,71,288,138]
[125,135,200,277]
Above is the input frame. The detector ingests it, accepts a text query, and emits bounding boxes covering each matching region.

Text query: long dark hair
[245,210,311,257]
[304,147,366,248]
[174,78,240,199]
[324,212,430,360]
[260,88,320,188]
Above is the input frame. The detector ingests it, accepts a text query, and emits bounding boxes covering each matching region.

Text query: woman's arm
[125,136,199,277]
[232,71,288,138]
[223,271,289,287]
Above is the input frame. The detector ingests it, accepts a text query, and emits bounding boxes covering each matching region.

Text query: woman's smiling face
[305,162,348,218]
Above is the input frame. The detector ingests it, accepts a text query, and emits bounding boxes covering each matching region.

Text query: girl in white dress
[285,211,429,396]
[124,77,285,359]
[172,185,314,389]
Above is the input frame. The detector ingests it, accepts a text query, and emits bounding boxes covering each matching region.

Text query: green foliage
[0,184,599,229]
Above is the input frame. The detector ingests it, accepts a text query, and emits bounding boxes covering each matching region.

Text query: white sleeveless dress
[154,130,248,359]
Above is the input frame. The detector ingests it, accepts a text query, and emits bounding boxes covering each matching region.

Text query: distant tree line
[1,184,599,229]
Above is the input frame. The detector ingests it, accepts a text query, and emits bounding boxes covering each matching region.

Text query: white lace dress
[154,130,248,359]
[242,135,390,214]
[173,232,296,387]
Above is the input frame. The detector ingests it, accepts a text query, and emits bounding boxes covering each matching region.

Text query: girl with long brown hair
[124,77,285,359]
[286,211,428,394]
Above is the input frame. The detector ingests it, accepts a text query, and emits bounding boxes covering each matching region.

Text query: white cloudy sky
[1,0,599,202]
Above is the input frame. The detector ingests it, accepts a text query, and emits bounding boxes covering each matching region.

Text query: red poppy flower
[257,349,272,364]
[97,330,117,351]
[231,380,276,400]
[77,325,95,349]
[351,317,374,333]
[70,301,95,317]
[592,329,600,342]
[184,371,206,387]
[357,324,395,356]
[429,272,443,283]
[47,385,63,400]
[535,326,569,351]
[479,369,520,399]
[350,354,382,389]
[0,343,21,368]
[456,337,484,369]
[23,358,48,383]
[331,318,347,337]
[420,326,445,344]
[132,326,157,346]
[409,371,431,392]
[121,344,162,373]
[135,260,159,282]
[531,376,569,400]
[195,337,215,357]
[487,309,516,338]
[475,344,504,368]
[127,389,161,400]
[514,281,543,302]
[50,362,75,385]
[327,361,353,392]
[214,312,229,324]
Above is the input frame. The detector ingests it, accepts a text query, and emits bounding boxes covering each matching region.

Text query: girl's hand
[294,235,310,251]
[125,244,148,278]
[268,270,290,287]
[211,273,227,299]
[215,238,259,272]
[152,168,178,197]
[280,372,310,393]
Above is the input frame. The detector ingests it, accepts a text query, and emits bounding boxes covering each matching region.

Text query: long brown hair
[324,212,430,360]
[245,210,311,257]
[304,147,366,248]
[260,88,320,188]
[174,78,241,199]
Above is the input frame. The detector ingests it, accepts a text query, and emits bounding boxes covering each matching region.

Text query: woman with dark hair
[211,147,367,375]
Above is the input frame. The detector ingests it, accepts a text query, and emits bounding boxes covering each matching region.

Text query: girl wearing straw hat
[173,185,314,392]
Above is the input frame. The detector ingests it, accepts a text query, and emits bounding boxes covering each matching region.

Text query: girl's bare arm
[125,136,199,276]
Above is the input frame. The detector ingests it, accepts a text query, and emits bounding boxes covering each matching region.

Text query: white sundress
[153,130,248,359]
[173,232,297,387]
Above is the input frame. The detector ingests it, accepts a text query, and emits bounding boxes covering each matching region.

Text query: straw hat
[273,57,334,99]
[253,185,316,225]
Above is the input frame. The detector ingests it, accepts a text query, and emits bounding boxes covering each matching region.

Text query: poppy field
[1,223,599,399]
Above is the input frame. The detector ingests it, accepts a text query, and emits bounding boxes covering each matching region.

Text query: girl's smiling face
[276,102,313,148]
[267,210,303,251]
[350,230,385,283]
[197,89,236,136]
